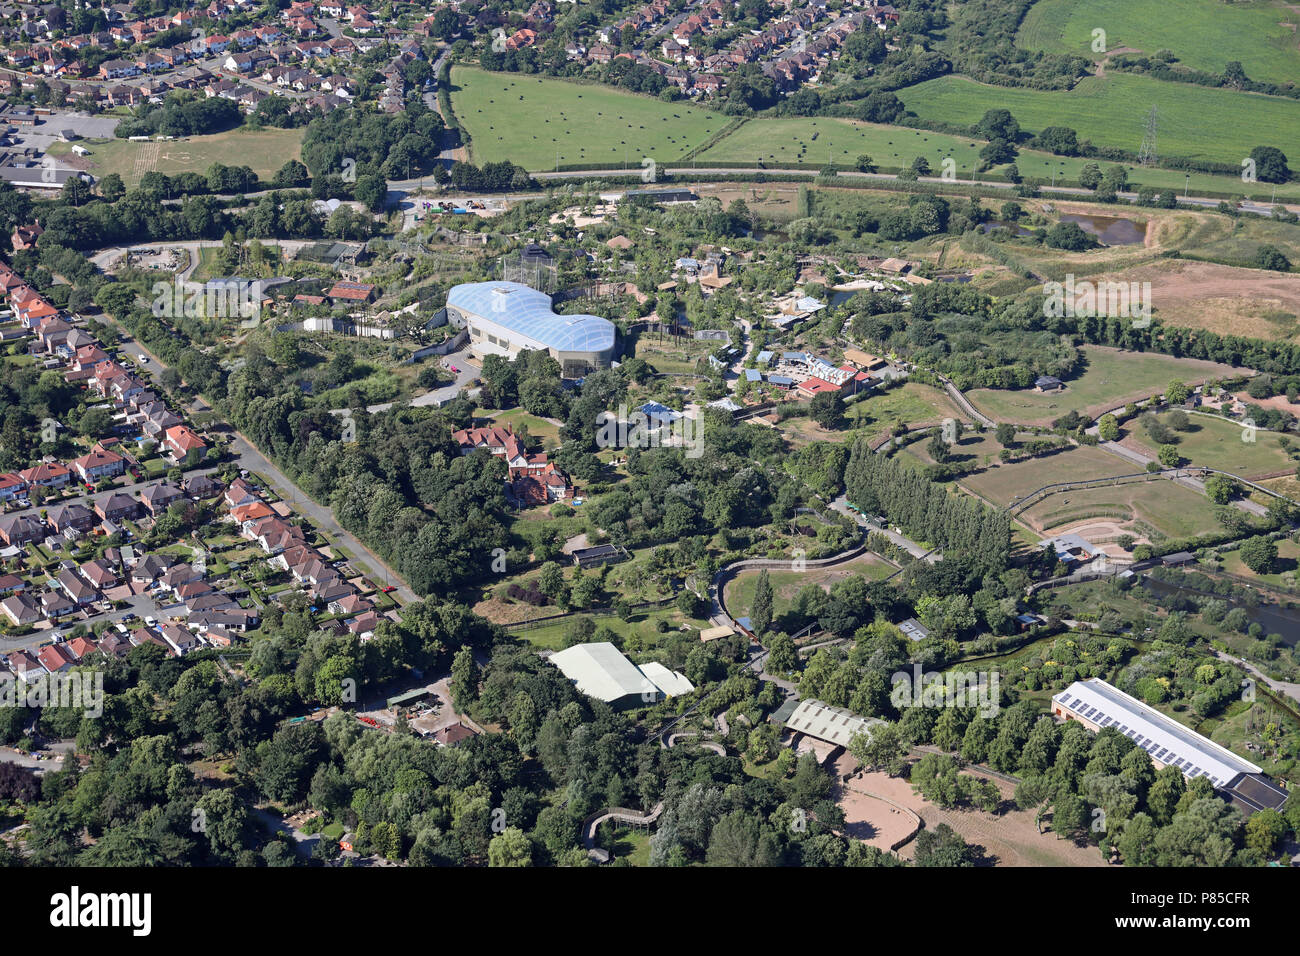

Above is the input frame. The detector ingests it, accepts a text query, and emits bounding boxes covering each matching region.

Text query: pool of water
[1143,576,1300,647]
[1059,212,1146,246]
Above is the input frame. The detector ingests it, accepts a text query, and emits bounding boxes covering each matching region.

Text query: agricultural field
[1018,0,1300,87]
[697,116,992,171]
[450,66,726,169]
[722,553,896,622]
[966,346,1243,426]
[897,73,1300,167]
[48,127,304,186]
[1122,410,1295,477]
[700,117,1300,199]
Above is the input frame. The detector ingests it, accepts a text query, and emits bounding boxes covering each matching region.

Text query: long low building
[1052,678,1288,814]
[549,641,693,709]
[784,699,883,748]
[445,281,616,378]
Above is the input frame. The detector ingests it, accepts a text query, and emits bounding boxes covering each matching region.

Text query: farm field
[723,553,895,623]
[48,127,304,186]
[450,66,726,169]
[966,346,1243,426]
[1122,411,1295,478]
[698,116,991,171]
[897,74,1300,167]
[1018,0,1300,86]
[699,118,1300,199]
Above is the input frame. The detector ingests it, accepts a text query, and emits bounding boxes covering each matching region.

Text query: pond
[978,220,1034,238]
[1142,576,1300,647]
[1059,212,1146,246]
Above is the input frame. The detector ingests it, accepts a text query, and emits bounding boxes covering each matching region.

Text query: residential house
[37,643,76,673]
[164,425,207,463]
[18,461,70,488]
[69,444,126,484]
[0,593,41,627]
[79,557,119,591]
[0,512,46,546]
[6,649,45,682]
[95,491,139,523]
[45,503,96,535]
[141,481,185,515]
[54,568,98,605]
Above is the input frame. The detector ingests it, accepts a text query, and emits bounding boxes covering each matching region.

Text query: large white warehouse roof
[1053,678,1260,787]
[550,642,693,705]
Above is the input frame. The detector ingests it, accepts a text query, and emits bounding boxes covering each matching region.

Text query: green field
[1125,411,1294,477]
[451,66,728,170]
[844,382,965,439]
[959,443,1222,538]
[723,554,895,622]
[967,347,1241,426]
[685,115,1296,197]
[49,127,304,186]
[1018,0,1300,87]
[897,73,1300,167]
[961,444,1132,506]
[1020,478,1222,539]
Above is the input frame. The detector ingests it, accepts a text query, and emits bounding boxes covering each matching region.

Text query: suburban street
[95,315,420,605]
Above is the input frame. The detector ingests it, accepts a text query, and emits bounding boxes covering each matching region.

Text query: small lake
[1142,576,1300,647]
[978,220,1034,237]
[1059,212,1146,246]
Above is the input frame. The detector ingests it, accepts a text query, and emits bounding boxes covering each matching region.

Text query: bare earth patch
[1084,259,1300,342]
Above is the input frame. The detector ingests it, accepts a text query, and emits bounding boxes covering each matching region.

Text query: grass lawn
[961,444,1135,507]
[48,127,304,187]
[723,554,895,622]
[1124,411,1294,477]
[601,825,652,865]
[450,66,727,170]
[966,346,1241,426]
[510,603,706,651]
[481,407,562,446]
[905,428,1012,468]
[897,73,1300,168]
[833,382,964,444]
[1018,0,1300,87]
[1215,536,1300,586]
[1018,476,1223,540]
[628,333,714,375]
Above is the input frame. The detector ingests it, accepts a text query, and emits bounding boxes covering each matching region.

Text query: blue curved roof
[447,281,615,354]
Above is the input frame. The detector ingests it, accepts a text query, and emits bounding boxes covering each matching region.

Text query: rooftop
[1053,678,1261,788]
[447,281,615,354]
